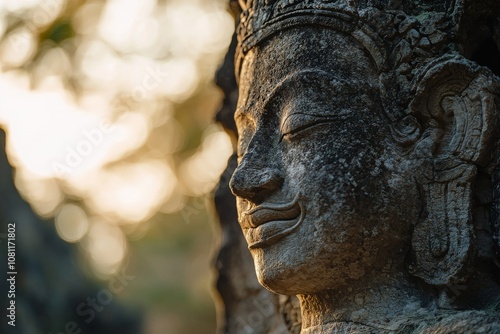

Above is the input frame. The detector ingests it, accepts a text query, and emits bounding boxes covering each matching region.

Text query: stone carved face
[230,27,421,295]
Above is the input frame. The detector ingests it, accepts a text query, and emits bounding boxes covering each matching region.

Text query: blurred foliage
[0,0,233,333]
[40,20,74,44]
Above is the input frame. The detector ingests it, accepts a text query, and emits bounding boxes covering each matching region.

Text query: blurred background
[0,0,234,333]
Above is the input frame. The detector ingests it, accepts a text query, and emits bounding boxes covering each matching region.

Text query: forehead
[237,26,379,119]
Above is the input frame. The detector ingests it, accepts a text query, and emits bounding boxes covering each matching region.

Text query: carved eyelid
[280,111,350,137]
[264,70,357,137]
[236,70,363,152]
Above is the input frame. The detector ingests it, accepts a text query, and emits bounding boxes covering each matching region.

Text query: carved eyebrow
[261,69,362,113]
[235,69,374,121]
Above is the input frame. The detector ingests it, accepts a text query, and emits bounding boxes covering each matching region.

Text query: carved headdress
[235,0,498,117]
[231,0,500,292]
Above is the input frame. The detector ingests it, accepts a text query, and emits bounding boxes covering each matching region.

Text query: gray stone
[213,0,500,333]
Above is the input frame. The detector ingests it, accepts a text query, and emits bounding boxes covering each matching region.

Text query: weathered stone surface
[214,0,500,333]
[213,28,290,334]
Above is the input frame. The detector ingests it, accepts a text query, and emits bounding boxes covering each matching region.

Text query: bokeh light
[85,218,128,276]
[0,0,234,332]
[55,203,89,243]
[180,126,233,196]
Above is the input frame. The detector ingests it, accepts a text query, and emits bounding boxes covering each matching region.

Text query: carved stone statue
[214,0,500,333]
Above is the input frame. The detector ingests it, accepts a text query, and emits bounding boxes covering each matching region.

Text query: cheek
[282,129,417,241]
[283,130,386,209]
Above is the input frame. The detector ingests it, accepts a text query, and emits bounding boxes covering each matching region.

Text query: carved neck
[297,271,427,333]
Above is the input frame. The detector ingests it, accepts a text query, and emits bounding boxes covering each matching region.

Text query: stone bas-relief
[215,0,500,333]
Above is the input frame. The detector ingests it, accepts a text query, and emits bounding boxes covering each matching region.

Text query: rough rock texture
[213,0,500,333]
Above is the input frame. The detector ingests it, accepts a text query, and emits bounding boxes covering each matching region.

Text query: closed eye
[280,112,347,141]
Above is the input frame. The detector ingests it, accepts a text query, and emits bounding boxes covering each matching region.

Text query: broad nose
[229,154,284,203]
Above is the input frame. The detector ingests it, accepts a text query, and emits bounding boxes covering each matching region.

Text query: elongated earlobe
[410,161,476,286]
[408,55,500,286]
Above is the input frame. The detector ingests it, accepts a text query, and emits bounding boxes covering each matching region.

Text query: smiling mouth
[241,194,304,249]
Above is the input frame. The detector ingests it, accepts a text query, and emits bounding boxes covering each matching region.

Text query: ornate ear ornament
[408,55,500,287]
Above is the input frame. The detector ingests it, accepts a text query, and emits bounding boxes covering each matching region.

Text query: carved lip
[241,194,304,249]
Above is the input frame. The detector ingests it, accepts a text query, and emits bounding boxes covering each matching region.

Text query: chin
[251,238,337,295]
[255,263,303,295]
[250,238,304,294]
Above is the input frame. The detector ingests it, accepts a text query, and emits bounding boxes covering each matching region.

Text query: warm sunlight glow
[0,0,234,277]
[0,28,37,68]
[98,0,157,52]
[15,169,64,217]
[85,219,127,275]
[180,127,233,196]
[55,204,89,243]
[1,0,45,13]
[87,160,177,223]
